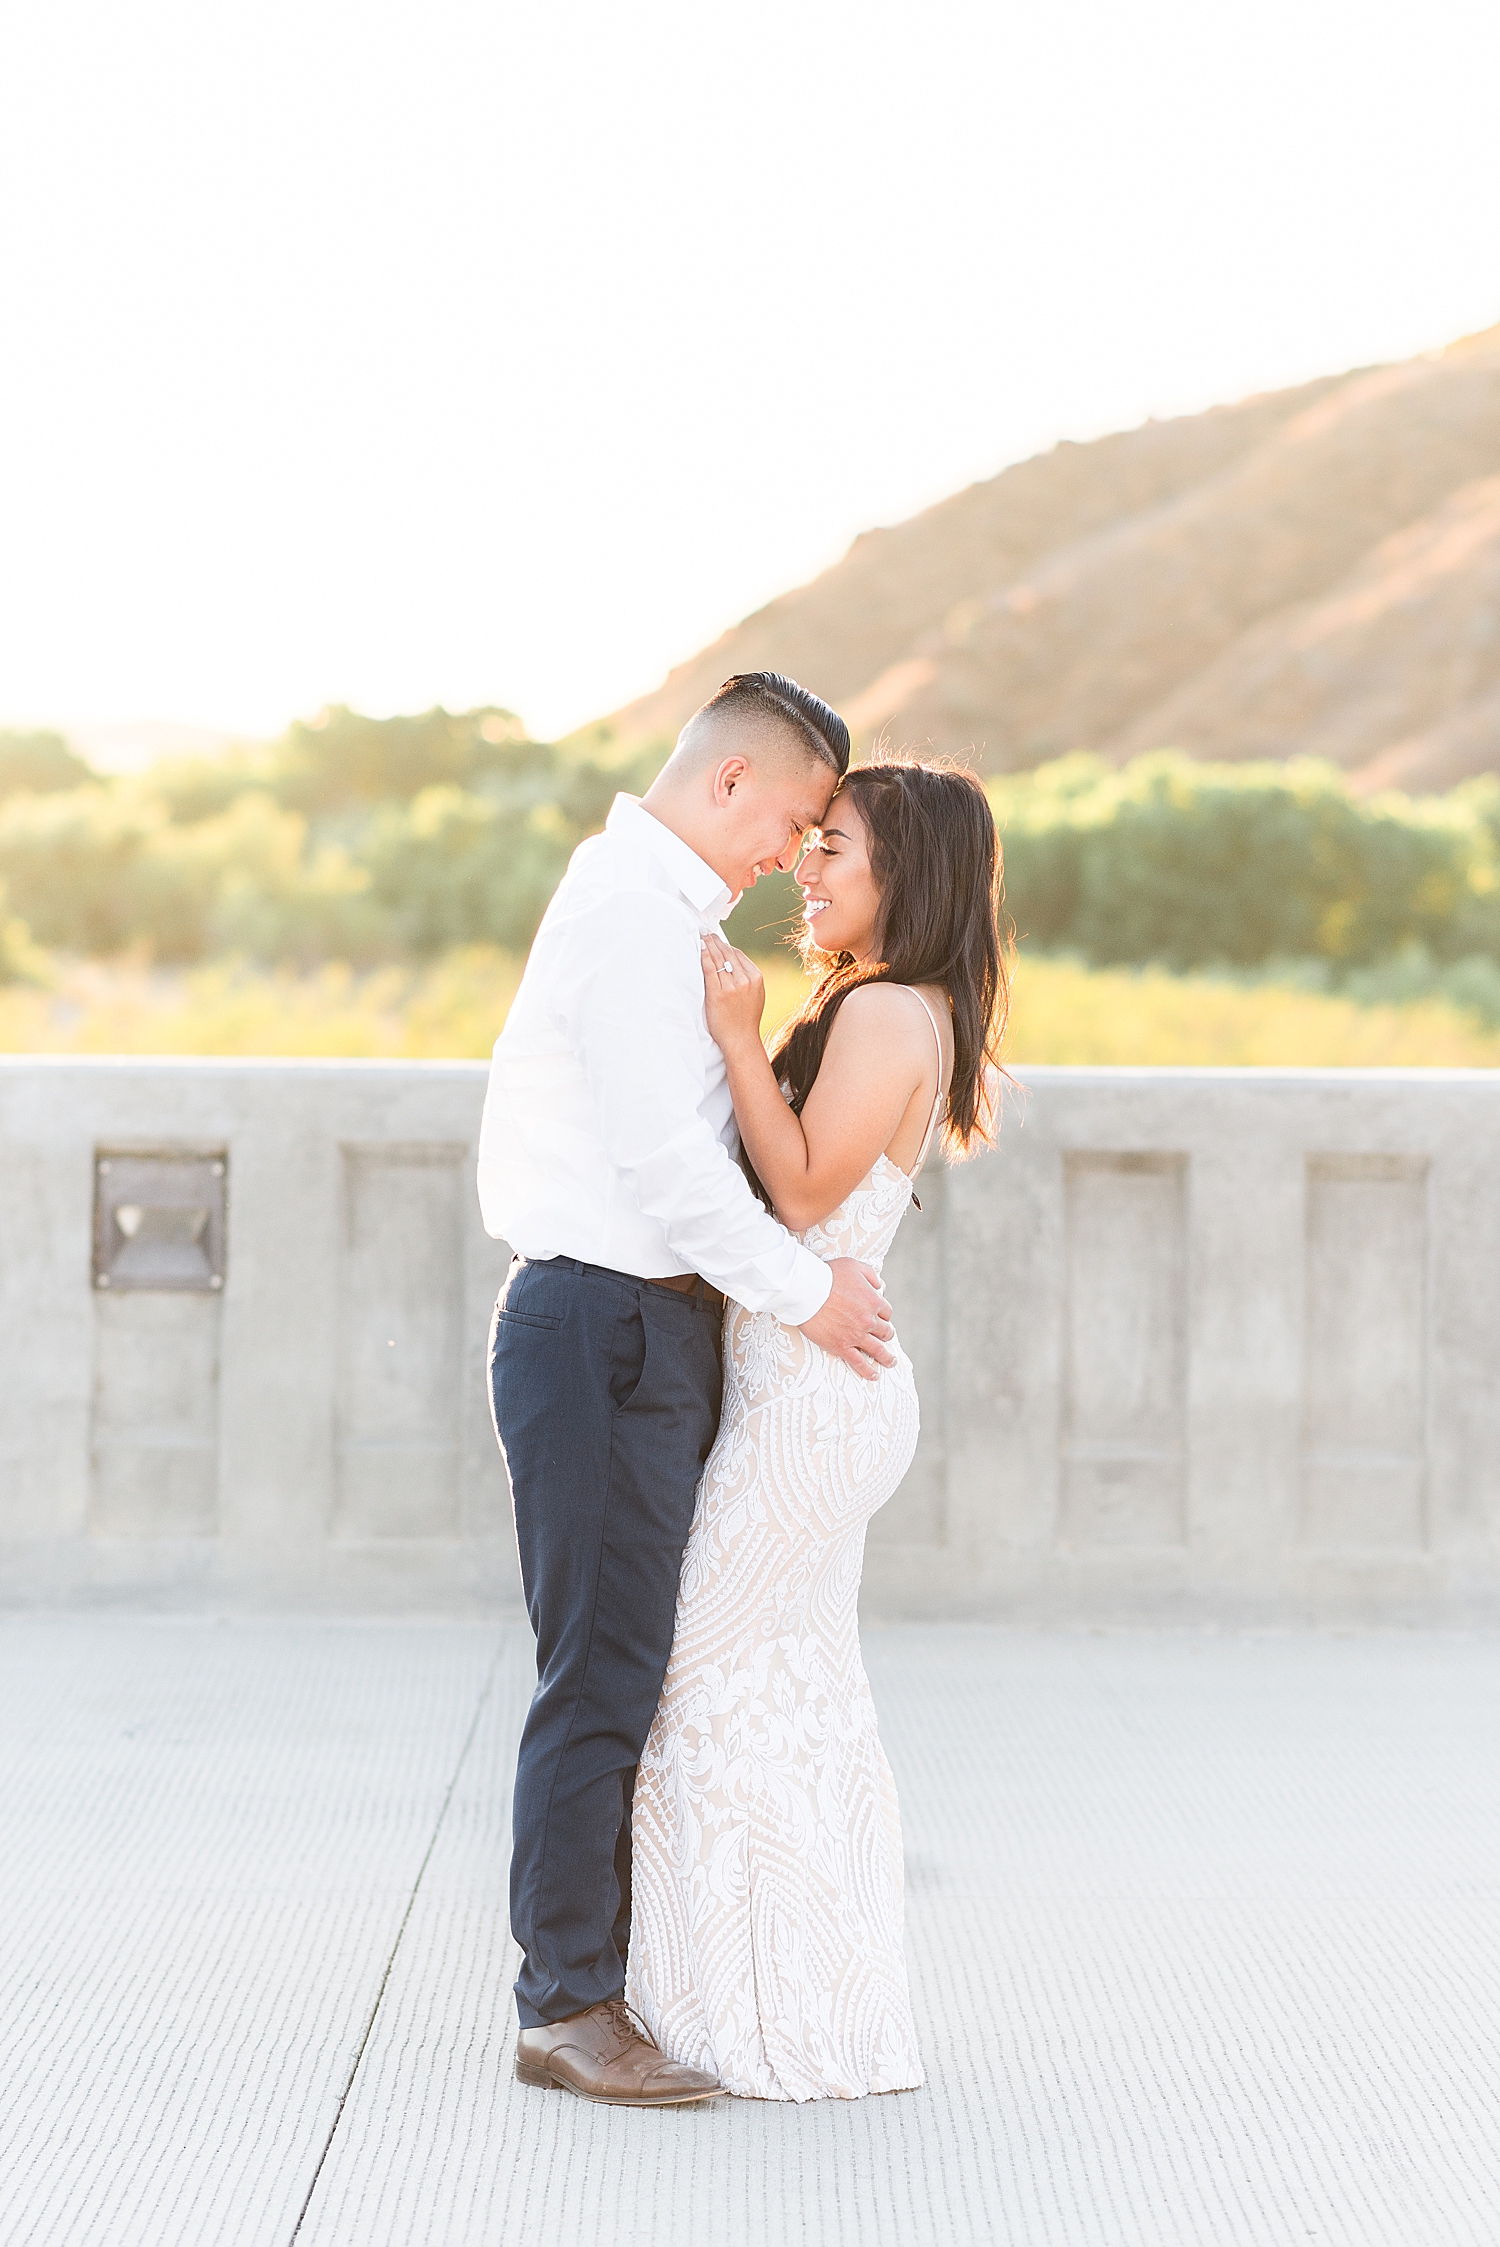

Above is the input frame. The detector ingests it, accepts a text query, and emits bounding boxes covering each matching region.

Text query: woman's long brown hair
[754,756,1010,1191]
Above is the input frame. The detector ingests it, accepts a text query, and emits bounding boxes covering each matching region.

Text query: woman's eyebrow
[818,826,851,842]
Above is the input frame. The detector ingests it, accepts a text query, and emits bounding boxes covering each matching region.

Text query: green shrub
[0,882,47,984]
[0,712,662,965]
[0,731,96,798]
[992,753,1500,973]
[269,705,532,817]
[146,747,280,825]
[0,786,211,955]
[724,869,806,953]
[193,796,395,965]
[144,707,544,827]
[1338,944,1500,1031]
[353,737,662,955]
[19,715,1500,985]
[0,785,391,963]
[359,787,571,953]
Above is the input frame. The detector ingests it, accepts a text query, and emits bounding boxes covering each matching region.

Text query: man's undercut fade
[699,672,851,778]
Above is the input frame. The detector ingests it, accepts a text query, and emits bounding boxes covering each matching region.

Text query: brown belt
[633,1267,727,1312]
[650,1270,718,1300]
[646,1270,726,1313]
[531,1255,725,1312]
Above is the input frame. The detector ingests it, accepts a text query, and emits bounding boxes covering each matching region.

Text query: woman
[626,754,1009,2101]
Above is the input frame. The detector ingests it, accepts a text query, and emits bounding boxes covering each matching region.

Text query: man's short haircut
[698,672,850,778]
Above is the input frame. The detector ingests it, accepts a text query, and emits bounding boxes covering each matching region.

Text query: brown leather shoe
[515,1998,724,2106]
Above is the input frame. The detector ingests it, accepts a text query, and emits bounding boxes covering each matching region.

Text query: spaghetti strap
[900,987,948,1176]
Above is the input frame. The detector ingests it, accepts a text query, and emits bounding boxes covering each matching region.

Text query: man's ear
[712,755,751,806]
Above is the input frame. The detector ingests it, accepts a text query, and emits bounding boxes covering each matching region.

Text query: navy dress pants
[488,1254,723,2028]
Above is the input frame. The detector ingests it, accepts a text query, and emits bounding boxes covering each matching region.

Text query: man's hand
[798,1257,896,1380]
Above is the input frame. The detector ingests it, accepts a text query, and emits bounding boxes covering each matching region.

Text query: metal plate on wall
[93,1151,228,1293]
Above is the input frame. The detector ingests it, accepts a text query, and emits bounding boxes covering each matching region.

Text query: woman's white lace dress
[627,1001,942,2101]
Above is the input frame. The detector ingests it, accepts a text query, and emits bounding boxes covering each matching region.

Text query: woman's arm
[700,935,932,1232]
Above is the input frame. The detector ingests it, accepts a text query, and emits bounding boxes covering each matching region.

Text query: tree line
[3,716,1500,1022]
[0,709,657,972]
[719,749,1500,1021]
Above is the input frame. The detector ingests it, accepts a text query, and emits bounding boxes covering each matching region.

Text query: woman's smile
[794,799,884,961]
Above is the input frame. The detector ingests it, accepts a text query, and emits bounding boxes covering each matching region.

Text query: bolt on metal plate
[93,1151,228,1293]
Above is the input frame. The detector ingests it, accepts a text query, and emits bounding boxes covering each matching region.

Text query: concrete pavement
[4,1617,1500,2247]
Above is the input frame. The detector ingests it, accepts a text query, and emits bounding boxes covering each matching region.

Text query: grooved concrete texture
[5,1059,1500,1622]
[5,1619,1500,2247]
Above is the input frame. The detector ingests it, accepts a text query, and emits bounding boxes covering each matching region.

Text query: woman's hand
[700,931,766,1049]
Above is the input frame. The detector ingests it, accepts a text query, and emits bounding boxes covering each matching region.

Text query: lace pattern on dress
[627,990,946,2100]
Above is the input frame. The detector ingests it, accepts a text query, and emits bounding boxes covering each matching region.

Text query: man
[478,671,897,2106]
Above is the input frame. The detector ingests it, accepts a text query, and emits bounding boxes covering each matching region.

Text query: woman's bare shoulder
[835,978,943,1019]
[837,980,951,1039]
[825,980,934,1047]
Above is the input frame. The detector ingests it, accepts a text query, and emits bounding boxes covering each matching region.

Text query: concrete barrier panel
[0,1061,513,1612]
[865,1067,1500,1623]
[2,1058,1497,1620]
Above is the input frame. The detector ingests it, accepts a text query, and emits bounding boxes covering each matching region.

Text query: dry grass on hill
[1,949,1496,1070]
[596,326,1500,795]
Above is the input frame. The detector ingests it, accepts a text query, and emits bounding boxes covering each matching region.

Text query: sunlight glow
[2,0,1497,750]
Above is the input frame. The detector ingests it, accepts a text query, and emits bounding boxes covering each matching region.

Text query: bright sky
[2,0,1497,753]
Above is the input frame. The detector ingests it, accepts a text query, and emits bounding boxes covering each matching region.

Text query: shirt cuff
[766,1246,834,1327]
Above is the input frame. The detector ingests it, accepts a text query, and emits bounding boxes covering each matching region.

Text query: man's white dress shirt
[477,794,833,1324]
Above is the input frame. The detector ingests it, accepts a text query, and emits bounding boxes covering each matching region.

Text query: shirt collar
[606,794,735,920]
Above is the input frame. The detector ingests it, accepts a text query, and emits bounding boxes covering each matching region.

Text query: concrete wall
[873,1068,1500,1624]
[0,1060,513,1612]
[2,1058,1497,1621]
